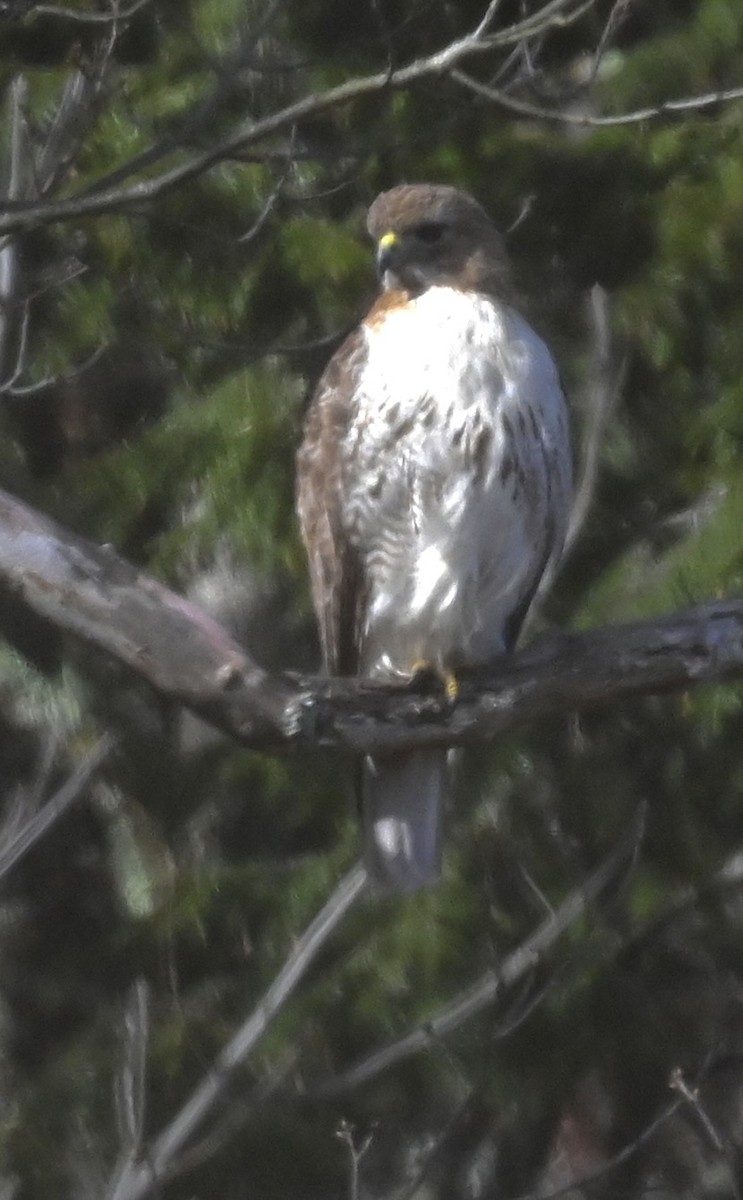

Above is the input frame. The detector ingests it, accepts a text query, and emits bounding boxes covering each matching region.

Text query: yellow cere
[379,231,398,249]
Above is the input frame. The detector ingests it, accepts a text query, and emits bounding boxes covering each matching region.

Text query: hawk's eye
[413,221,447,244]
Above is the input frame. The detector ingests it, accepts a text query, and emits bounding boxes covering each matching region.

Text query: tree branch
[10,0,153,22]
[0,733,114,879]
[508,1094,685,1200]
[1,487,743,755]
[0,0,592,236]
[452,67,743,127]
[311,806,644,1096]
[106,863,368,1200]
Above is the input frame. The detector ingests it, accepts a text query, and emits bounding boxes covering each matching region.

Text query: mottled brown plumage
[297,183,572,892]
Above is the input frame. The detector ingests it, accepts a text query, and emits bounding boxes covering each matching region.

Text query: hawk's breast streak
[343,286,570,677]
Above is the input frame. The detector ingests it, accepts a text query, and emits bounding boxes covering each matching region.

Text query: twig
[0,734,115,880]
[163,1056,296,1180]
[3,340,108,398]
[336,1120,375,1200]
[4,0,153,24]
[237,160,291,244]
[37,70,100,196]
[507,1093,685,1200]
[0,303,30,392]
[452,67,743,127]
[312,808,643,1096]
[588,0,636,87]
[392,1091,477,1200]
[26,729,61,808]
[504,852,743,1199]
[669,1067,724,1152]
[612,842,743,969]
[472,0,504,40]
[77,0,285,201]
[509,1051,734,1200]
[114,980,150,1165]
[106,863,368,1200]
[0,730,61,846]
[669,1067,742,1200]
[0,1,597,236]
[0,77,30,384]
[527,284,624,623]
[564,285,624,558]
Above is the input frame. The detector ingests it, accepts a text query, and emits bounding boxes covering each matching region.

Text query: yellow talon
[410,660,459,701]
[444,670,459,701]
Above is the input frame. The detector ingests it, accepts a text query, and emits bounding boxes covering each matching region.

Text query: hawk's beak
[376,230,400,279]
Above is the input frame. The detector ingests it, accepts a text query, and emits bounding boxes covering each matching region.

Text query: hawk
[297,183,572,893]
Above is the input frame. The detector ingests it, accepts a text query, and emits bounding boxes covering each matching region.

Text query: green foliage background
[3,1,743,1196]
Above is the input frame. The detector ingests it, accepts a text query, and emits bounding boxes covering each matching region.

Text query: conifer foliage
[2,2,743,1196]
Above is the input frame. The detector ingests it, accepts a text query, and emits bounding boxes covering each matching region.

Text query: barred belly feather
[344,287,570,679]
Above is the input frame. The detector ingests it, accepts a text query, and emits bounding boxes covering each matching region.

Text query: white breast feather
[343,287,571,677]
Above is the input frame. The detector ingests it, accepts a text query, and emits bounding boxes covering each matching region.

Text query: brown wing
[296,328,367,676]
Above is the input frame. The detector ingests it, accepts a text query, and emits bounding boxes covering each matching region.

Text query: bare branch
[452,67,743,127]
[76,1,286,202]
[114,980,150,1164]
[472,0,505,41]
[3,339,108,398]
[392,1091,477,1200]
[508,1094,685,1200]
[3,488,743,755]
[36,70,100,196]
[0,77,31,383]
[0,1,598,236]
[502,847,743,1199]
[669,1068,724,1154]
[0,734,114,880]
[563,285,624,558]
[236,163,289,244]
[26,729,61,808]
[313,807,643,1096]
[3,0,153,24]
[162,1057,296,1182]
[336,1120,375,1200]
[588,0,637,87]
[0,302,30,392]
[528,285,624,623]
[106,863,368,1200]
[668,1068,742,1200]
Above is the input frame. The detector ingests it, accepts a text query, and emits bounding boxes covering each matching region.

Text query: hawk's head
[367,183,510,299]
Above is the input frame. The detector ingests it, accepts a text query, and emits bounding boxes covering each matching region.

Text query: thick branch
[1,487,743,753]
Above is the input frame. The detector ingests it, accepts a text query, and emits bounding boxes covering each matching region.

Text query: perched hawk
[297,183,572,893]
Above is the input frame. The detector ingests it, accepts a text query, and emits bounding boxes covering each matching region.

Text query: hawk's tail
[361,749,447,893]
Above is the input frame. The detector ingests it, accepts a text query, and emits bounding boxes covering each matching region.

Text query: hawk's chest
[337,287,569,670]
[351,289,506,459]
[343,289,513,525]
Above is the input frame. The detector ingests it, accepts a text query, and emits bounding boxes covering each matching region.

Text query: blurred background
[2,1,743,1196]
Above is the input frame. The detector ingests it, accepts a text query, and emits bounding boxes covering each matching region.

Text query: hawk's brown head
[367,183,510,299]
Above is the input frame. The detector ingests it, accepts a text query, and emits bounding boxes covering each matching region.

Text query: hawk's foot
[410,660,459,701]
